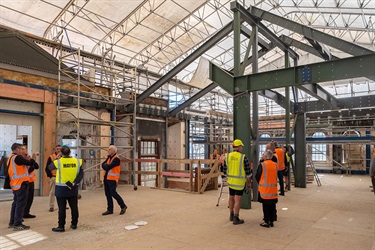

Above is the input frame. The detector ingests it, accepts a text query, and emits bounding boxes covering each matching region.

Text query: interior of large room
[0,0,374,249]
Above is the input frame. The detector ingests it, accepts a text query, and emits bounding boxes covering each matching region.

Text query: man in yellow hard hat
[222,139,252,225]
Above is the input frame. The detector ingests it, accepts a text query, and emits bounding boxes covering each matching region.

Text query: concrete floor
[0,174,374,250]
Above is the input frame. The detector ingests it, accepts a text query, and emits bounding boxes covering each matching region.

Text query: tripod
[216,176,227,206]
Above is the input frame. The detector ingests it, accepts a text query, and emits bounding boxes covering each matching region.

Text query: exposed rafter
[43,0,91,41]
[250,6,374,56]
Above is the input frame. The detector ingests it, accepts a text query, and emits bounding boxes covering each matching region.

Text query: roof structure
[0,0,374,116]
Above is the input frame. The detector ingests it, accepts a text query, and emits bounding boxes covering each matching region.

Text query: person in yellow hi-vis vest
[222,139,252,225]
[49,146,83,232]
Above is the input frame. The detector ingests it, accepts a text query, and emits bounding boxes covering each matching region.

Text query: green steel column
[251,25,259,202]
[285,52,291,145]
[233,9,241,78]
[285,52,291,190]
[294,113,307,188]
[233,6,251,207]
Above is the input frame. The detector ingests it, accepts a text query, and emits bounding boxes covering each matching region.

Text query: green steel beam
[231,2,299,60]
[280,35,340,60]
[209,63,234,95]
[298,83,338,109]
[233,9,241,77]
[250,6,374,56]
[234,53,375,92]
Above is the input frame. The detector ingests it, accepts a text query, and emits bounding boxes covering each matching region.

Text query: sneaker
[49,208,54,212]
[23,214,36,218]
[8,223,14,229]
[102,211,113,216]
[13,224,30,231]
[120,207,127,215]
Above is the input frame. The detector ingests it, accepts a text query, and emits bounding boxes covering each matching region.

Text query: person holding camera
[49,146,83,232]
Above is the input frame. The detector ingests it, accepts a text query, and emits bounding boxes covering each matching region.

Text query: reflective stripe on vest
[226,152,246,190]
[259,161,278,199]
[29,169,36,183]
[55,158,81,186]
[8,154,29,190]
[107,155,121,182]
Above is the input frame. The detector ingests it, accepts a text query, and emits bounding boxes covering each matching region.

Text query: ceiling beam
[169,83,218,117]
[231,2,299,60]
[298,83,339,109]
[233,53,375,92]
[249,6,374,56]
[280,35,340,60]
[135,20,234,106]
[304,37,333,61]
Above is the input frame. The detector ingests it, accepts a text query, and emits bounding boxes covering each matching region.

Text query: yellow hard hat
[233,139,244,147]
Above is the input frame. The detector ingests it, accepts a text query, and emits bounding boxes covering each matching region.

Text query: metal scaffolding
[57,48,137,188]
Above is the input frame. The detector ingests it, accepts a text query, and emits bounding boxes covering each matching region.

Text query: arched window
[312,132,326,161]
[259,134,271,158]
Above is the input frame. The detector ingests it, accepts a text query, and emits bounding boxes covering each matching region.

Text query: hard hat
[233,139,244,147]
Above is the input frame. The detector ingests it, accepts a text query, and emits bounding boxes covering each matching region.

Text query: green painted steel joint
[234,53,375,92]
[209,62,235,95]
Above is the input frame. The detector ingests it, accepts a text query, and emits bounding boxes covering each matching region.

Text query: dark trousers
[277,170,285,195]
[372,177,375,195]
[262,203,276,223]
[10,182,29,226]
[24,182,35,215]
[56,196,79,228]
[104,180,126,212]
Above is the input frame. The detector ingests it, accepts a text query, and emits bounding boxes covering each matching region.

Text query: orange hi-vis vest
[49,154,58,177]
[106,154,121,182]
[275,148,285,171]
[258,160,278,200]
[7,154,29,191]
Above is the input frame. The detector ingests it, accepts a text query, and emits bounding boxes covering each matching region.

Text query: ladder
[307,155,322,187]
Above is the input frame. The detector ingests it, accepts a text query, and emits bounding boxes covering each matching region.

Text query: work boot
[233,216,244,225]
[120,206,127,215]
[102,211,113,216]
[229,212,234,221]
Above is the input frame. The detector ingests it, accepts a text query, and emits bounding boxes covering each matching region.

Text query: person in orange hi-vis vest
[7,143,39,231]
[45,144,62,212]
[256,150,278,228]
[101,145,127,216]
[274,142,286,196]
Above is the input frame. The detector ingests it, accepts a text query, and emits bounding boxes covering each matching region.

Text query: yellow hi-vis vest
[226,151,246,190]
[259,160,278,200]
[54,157,82,186]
